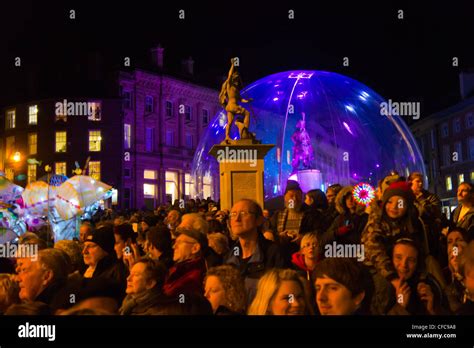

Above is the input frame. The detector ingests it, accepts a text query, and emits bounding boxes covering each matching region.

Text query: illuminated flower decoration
[353,183,375,206]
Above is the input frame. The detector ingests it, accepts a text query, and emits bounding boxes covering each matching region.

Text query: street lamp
[12,152,21,162]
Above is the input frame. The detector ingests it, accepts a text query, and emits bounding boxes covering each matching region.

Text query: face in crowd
[447,231,467,273]
[269,280,305,315]
[392,242,418,280]
[300,236,318,261]
[204,275,226,313]
[79,224,91,243]
[285,190,303,211]
[172,233,200,263]
[315,276,365,315]
[16,258,52,302]
[326,188,337,205]
[385,195,408,219]
[457,183,473,205]
[345,194,356,212]
[114,234,127,260]
[410,177,423,195]
[126,262,156,295]
[83,242,108,268]
[229,200,263,238]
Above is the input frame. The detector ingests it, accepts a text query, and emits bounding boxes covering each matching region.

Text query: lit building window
[55,162,66,176]
[145,96,154,113]
[55,131,67,152]
[89,130,102,152]
[203,174,212,199]
[28,133,37,155]
[144,170,156,180]
[124,124,131,149]
[27,164,37,184]
[6,109,15,129]
[143,183,156,197]
[88,161,101,181]
[165,171,178,203]
[29,105,38,125]
[88,102,101,121]
[459,174,465,184]
[446,176,452,191]
[185,173,193,197]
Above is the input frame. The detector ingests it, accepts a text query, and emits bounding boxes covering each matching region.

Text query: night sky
[1,1,474,123]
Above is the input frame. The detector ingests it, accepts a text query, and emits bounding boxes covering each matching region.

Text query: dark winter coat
[451,204,474,239]
[119,289,169,315]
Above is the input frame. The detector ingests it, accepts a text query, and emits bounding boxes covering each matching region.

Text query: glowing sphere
[353,183,376,206]
[192,70,426,200]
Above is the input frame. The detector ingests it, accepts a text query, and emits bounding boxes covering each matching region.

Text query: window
[459,174,465,184]
[166,130,175,146]
[145,127,154,152]
[166,101,173,118]
[469,137,474,160]
[88,161,101,181]
[6,136,14,159]
[55,162,66,176]
[28,133,37,155]
[27,164,36,184]
[471,171,474,182]
[145,96,154,113]
[185,133,193,149]
[123,90,132,109]
[443,145,450,166]
[124,124,131,149]
[441,123,449,138]
[454,142,462,162]
[143,184,156,197]
[88,102,101,121]
[144,170,156,180]
[165,171,178,203]
[466,112,474,129]
[55,131,67,152]
[89,130,102,152]
[6,110,15,129]
[29,105,38,125]
[203,174,212,199]
[446,176,452,191]
[202,109,209,126]
[185,173,193,197]
[454,118,461,133]
[184,105,192,121]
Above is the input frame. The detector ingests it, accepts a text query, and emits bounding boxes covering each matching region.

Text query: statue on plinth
[219,58,256,144]
[291,112,314,173]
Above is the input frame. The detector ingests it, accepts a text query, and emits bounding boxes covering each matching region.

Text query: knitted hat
[84,225,116,256]
[285,180,302,194]
[382,181,415,207]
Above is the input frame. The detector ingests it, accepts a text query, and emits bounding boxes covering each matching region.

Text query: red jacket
[163,257,206,297]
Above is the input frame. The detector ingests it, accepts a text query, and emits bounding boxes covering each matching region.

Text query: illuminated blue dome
[192,70,426,200]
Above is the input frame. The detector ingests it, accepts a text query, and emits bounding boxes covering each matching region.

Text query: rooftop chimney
[460,71,474,99]
[182,56,194,76]
[151,45,164,69]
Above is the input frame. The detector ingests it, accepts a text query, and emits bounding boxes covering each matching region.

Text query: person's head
[174,214,208,263]
[165,209,181,228]
[4,302,51,315]
[457,182,474,206]
[458,241,474,300]
[380,173,402,197]
[392,238,420,280]
[382,181,416,220]
[305,189,328,211]
[408,172,424,195]
[0,274,20,313]
[204,265,247,313]
[326,184,342,205]
[79,222,93,243]
[262,209,270,219]
[207,233,229,256]
[229,199,264,239]
[18,232,47,250]
[141,215,158,232]
[113,223,136,260]
[147,225,172,260]
[126,258,167,295]
[54,240,84,274]
[17,248,69,302]
[300,232,319,261]
[314,258,370,315]
[335,186,355,214]
[448,227,470,274]
[83,225,116,267]
[284,181,303,211]
[248,269,309,315]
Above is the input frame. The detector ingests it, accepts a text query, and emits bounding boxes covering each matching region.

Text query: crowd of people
[1,171,474,316]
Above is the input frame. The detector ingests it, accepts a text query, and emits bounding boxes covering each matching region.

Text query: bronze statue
[219,59,255,143]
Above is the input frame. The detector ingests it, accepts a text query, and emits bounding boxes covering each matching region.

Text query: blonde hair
[248,268,311,315]
[0,274,20,312]
[300,232,318,250]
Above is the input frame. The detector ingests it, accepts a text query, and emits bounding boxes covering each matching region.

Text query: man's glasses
[229,211,257,220]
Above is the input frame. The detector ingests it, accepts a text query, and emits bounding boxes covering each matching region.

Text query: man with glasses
[163,214,208,298]
[224,199,286,303]
[451,182,474,238]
